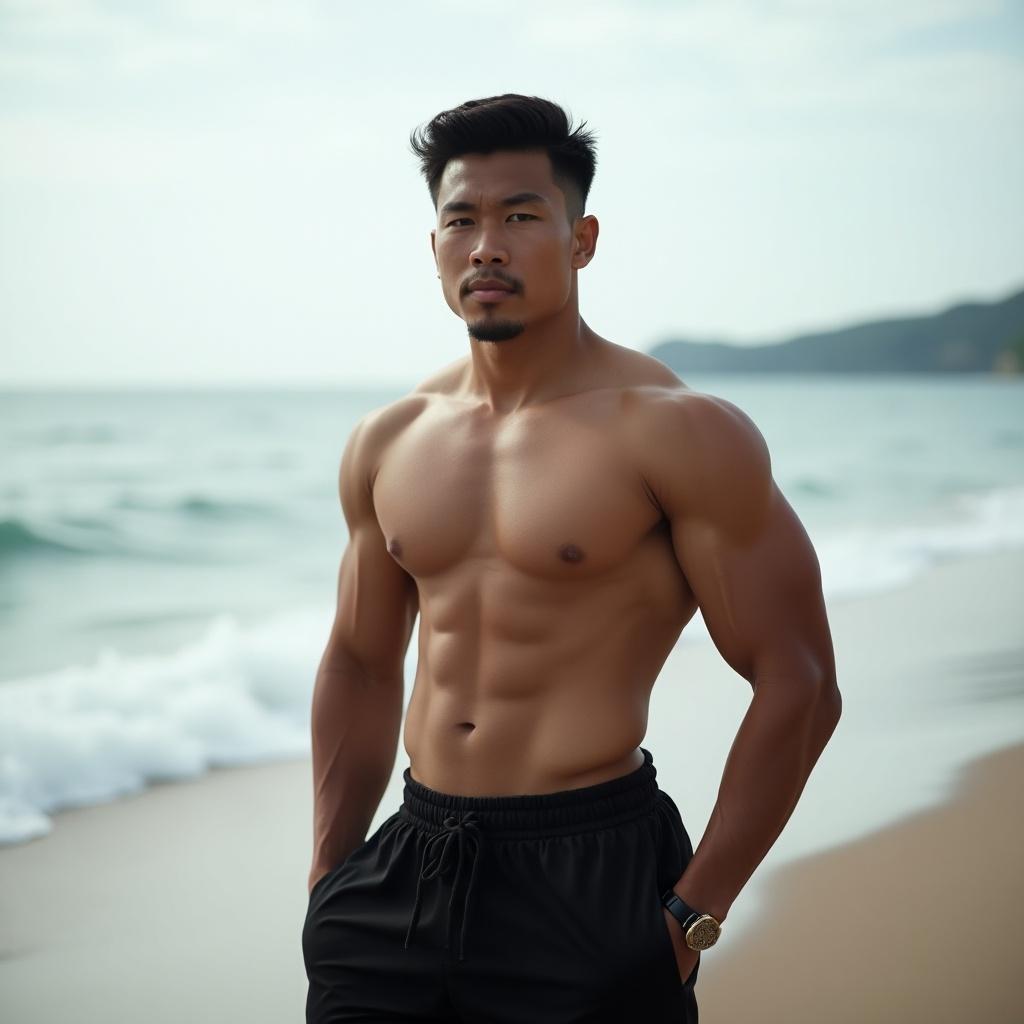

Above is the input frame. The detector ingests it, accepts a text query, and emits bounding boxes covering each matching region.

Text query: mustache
[461,272,521,295]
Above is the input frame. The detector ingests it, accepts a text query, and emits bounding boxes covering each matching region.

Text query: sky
[1,0,1022,388]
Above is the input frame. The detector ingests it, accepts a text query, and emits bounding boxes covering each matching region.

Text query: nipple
[558,543,584,564]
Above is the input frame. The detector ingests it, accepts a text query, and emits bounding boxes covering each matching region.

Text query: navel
[558,543,585,564]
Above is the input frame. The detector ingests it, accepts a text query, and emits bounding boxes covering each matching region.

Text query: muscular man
[303,94,841,1023]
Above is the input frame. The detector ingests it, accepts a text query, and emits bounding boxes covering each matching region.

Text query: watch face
[685,916,721,951]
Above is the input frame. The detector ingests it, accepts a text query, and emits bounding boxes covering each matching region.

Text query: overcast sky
[2,0,1022,388]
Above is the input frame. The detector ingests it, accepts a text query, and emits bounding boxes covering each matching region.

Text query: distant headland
[648,286,1024,374]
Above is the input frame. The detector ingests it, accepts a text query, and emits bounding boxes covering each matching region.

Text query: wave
[16,424,121,446]
[0,517,95,557]
[0,609,331,846]
[665,482,1024,649]
[115,492,282,520]
[789,475,840,499]
[817,484,1024,600]
[3,483,1022,844]
[0,494,284,563]
[177,495,279,519]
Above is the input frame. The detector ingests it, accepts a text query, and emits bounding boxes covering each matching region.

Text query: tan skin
[308,149,842,986]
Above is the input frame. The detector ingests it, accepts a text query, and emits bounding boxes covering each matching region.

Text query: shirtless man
[302,94,842,1023]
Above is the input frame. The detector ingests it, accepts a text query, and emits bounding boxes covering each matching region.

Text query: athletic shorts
[303,746,700,1023]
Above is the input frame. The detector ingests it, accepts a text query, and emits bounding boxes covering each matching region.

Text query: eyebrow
[439,192,550,218]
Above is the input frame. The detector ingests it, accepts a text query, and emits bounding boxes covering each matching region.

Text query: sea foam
[0,609,330,845]
[2,484,1023,846]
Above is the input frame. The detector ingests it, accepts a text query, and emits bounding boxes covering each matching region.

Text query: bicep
[671,481,833,687]
[323,418,419,680]
[643,390,834,689]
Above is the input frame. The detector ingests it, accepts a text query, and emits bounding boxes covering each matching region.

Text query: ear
[430,228,437,266]
[571,215,599,270]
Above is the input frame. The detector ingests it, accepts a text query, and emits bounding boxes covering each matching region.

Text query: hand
[662,907,700,986]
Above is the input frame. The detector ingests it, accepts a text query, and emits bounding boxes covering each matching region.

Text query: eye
[508,213,538,221]
[446,218,472,227]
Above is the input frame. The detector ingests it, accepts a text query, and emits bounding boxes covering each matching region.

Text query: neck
[462,299,602,415]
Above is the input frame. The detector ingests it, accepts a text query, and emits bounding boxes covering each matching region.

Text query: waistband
[399,745,661,839]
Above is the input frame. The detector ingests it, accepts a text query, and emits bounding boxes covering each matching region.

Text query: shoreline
[698,740,1024,1023]
[1,543,1022,1021]
[5,542,1022,857]
[1,744,1020,1022]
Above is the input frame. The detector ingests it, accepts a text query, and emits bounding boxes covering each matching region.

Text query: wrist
[669,883,730,926]
[662,888,725,951]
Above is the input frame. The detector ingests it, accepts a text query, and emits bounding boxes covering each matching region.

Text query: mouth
[468,288,515,303]
[465,276,518,303]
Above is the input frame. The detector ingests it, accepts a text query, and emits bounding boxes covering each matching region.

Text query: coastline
[2,745,1019,1022]
[2,543,1022,1021]
[698,741,1024,1023]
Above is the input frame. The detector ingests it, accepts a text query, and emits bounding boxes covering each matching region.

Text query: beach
[699,741,1023,1023]
[2,544,1022,1022]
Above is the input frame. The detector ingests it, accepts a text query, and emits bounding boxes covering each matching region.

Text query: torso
[372,345,700,795]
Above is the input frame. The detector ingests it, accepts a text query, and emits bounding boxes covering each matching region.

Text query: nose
[469,229,509,267]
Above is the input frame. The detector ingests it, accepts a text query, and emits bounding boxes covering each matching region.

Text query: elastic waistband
[399,747,661,839]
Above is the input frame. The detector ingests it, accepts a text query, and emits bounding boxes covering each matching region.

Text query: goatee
[467,318,526,343]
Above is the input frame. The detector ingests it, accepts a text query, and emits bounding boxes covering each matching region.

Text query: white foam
[816,483,1024,600]
[0,609,330,845]
[3,485,1022,846]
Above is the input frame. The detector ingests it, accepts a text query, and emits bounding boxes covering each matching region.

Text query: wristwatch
[661,889,723,951]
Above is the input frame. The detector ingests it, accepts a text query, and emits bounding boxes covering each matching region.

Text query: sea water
[1,375,1023,847]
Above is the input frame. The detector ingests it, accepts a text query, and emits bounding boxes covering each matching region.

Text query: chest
[372,406,660,581]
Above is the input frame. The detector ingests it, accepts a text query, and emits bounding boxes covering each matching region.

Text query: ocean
[2,375,1023,848]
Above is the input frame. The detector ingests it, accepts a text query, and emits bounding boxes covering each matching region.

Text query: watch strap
[661,889,723,951]
[661,889,702,930]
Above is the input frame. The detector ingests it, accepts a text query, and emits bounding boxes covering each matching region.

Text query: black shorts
[303,747,699,1022]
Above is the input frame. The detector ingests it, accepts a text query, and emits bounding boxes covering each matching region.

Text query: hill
[648,286,1024,373]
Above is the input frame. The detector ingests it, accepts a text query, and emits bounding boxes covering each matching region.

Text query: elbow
[812,673,842,745]
[750,655,842,734]
[770,666,842,733]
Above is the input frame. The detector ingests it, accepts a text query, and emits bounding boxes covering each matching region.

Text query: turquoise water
[1,376,1022,844]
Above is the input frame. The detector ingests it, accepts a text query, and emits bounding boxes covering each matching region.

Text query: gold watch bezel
[684,914,722,951]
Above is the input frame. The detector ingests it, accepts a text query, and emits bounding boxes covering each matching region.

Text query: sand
[0,758,315,1022]
[2,547,1022,1022]
[698,741,1024,1024]
[2,744,1020,1023]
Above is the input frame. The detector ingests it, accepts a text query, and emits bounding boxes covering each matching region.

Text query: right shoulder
[339,359,468,519]
[346,356,468,463]
[340,394,427,505]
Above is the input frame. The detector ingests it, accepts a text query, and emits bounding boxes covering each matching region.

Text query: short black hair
[409,94,598,223]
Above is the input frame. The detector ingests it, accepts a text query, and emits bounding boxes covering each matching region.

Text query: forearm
[672,673,842,922]
[309,650,403,884]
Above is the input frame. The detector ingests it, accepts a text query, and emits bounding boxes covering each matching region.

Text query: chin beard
[467,317,526,342]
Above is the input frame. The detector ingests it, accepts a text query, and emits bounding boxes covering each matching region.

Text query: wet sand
[2,546,1022,1022]
[2,744,1019,1022]
[699,741,1024,1024]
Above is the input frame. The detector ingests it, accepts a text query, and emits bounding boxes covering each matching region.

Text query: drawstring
[404,810,483,962]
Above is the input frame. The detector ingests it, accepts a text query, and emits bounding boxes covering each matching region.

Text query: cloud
[0,0,322,80]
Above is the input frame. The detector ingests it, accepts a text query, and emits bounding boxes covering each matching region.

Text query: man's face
[430,149,590,342]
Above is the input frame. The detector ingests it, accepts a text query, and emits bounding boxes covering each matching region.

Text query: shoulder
[624,385,774,539]
[340,357,471,511]
[338,391,430,526]
[625,384,768,461]
[344,394,426,472]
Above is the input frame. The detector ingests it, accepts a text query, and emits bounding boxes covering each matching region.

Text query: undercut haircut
[409,94,598,224]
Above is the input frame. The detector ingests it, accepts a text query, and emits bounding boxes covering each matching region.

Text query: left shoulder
[623,385,774,539]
